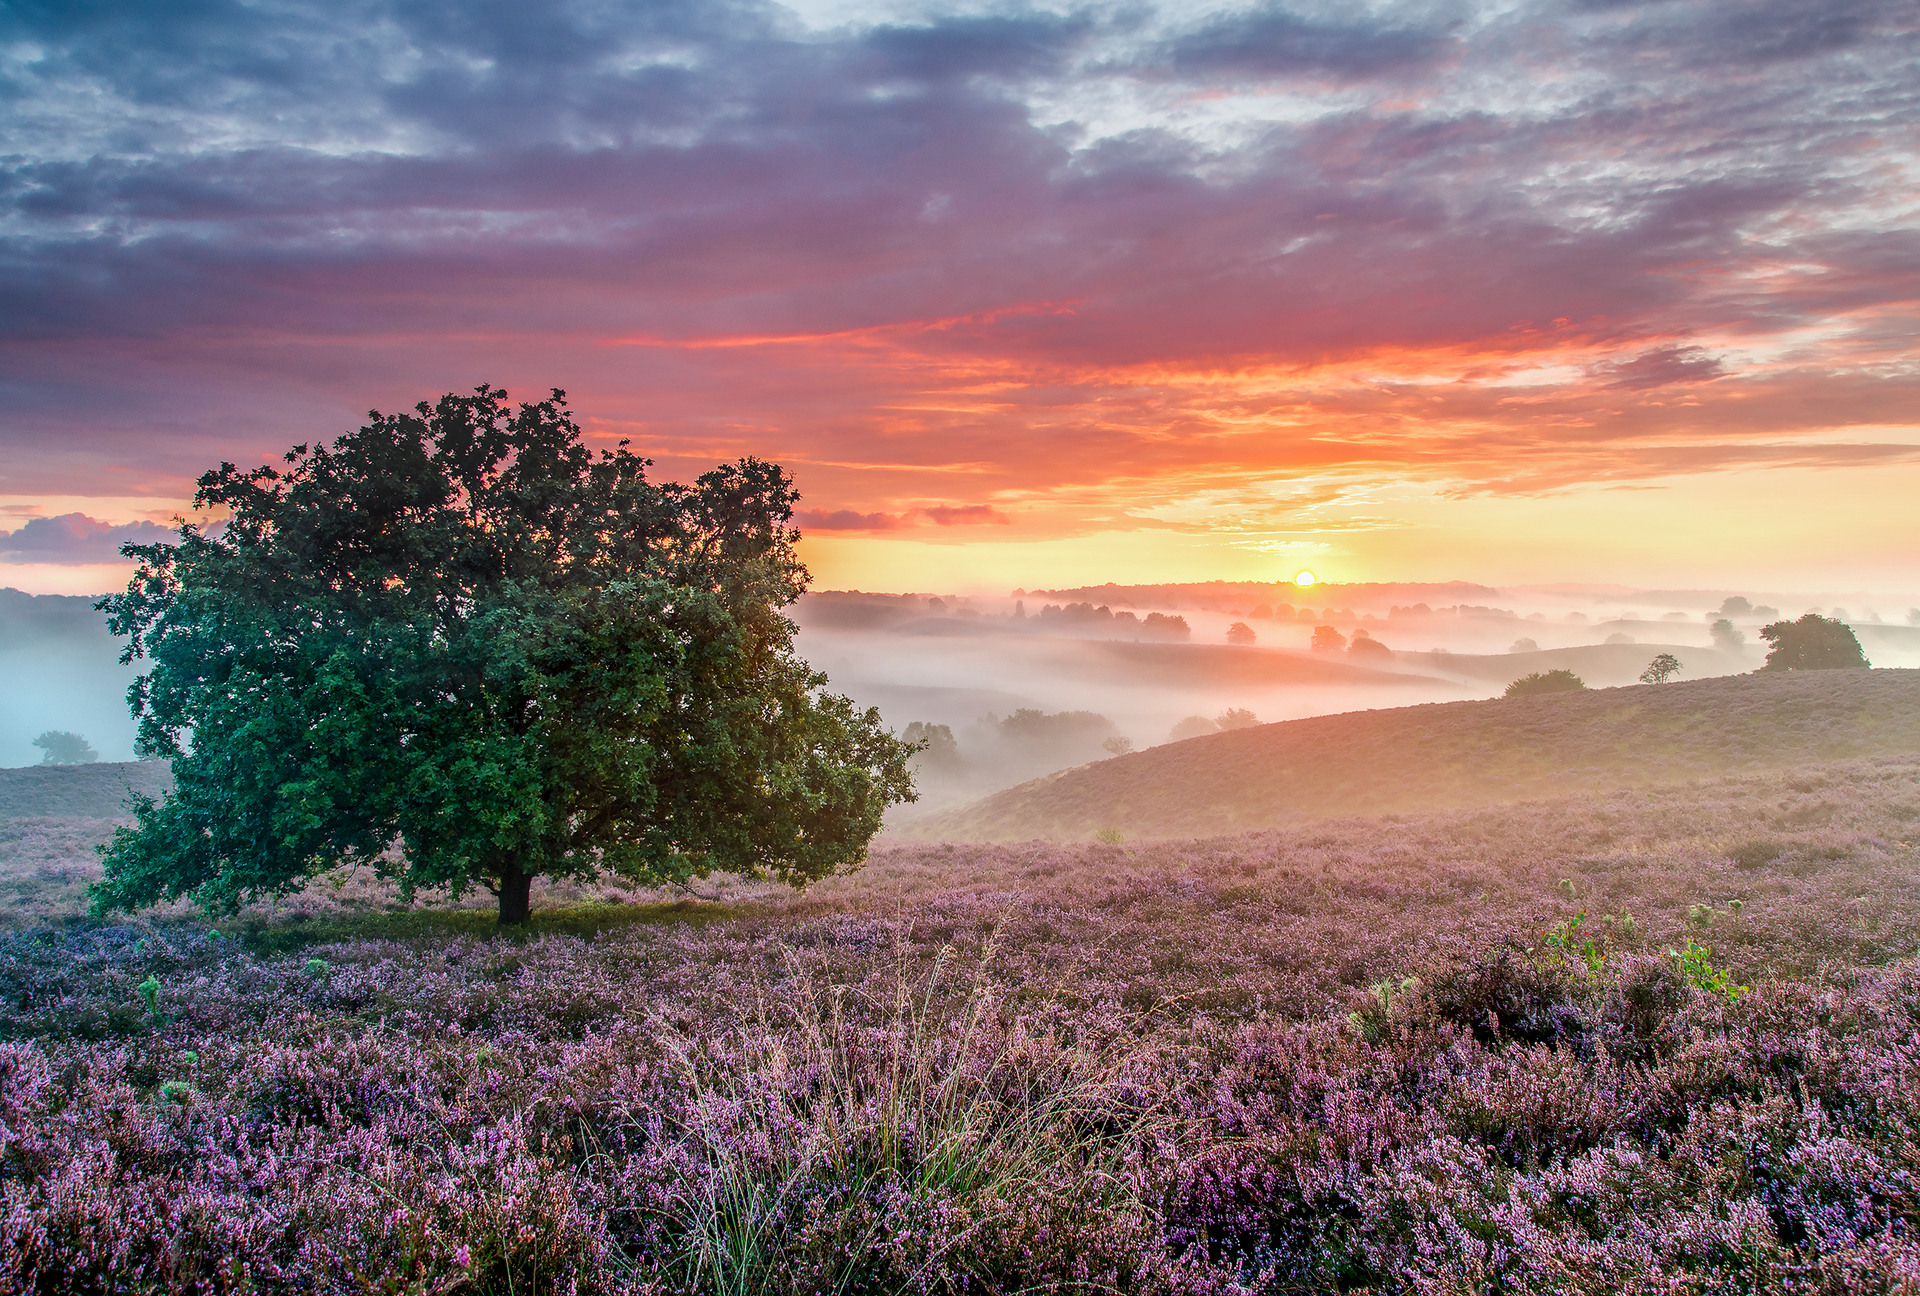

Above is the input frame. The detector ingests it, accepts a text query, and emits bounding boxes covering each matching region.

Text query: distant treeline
[795,591,1192,639]
[1017,580,1503,612]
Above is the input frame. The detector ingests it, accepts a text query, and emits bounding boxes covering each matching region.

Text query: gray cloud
[1156,6,1452,81]
[0,514,175,564]
[1602,346,1727,390]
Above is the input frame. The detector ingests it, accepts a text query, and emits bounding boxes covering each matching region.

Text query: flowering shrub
[3,754,1920,1290]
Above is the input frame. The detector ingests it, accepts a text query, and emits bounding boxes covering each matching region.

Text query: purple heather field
[4,744,1920,1292]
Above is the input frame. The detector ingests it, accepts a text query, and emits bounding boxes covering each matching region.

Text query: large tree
[93,387,915,924]
[1757,614,1869,671]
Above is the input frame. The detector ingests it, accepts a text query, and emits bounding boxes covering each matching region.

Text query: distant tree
[1310,625,1346,653]
[1758,614,1869,671]
[1140,612,1190,641]
[32,730,99,765]
[1639,653,1682,684]
[1509,637,1539,653]
[1169,715,1218,742]
[1719,596,1753,617]
[1505,669,1587,698]
[902,721,961,771]
[1909,609,1920,627]
[1101,736,1134,757]
[1348,631,1391,658]
[1710,618,1745,653]
[1225,621,1257,645]
[92,387,914,925]
[1752,605,1779,619]
[1605,633,1635,645]
[1214,707,1259,730]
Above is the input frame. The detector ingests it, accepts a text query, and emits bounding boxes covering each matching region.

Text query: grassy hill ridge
[907,667,1920,841]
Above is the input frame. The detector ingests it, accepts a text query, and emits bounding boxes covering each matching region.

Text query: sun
[1292,570,1317,589]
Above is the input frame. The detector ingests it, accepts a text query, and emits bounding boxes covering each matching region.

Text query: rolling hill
[906,667,1920,841]
[1412,640,1751,686]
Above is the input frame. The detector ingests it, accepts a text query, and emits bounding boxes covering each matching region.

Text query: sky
[1,0,1917,597]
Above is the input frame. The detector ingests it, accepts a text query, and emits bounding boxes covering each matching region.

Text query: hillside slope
[0,760,172,818]
[909,668,1920,840]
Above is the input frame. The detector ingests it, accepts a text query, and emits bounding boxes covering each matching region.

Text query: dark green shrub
[1759,614,1869,670]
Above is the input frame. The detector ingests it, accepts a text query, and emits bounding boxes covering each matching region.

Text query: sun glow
[1293,570,1317,588]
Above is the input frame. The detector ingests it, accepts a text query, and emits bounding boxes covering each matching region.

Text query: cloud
[1154,5,1451,81]
[0,0,1916,537]
[797,508,902,531]
[921,504,1011,526]
[799,504,1012,529]
[1601,346,1727,391]
[0,514,174,564]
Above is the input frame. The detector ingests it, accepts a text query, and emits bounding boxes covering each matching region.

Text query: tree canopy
[93,387,915,924]
[1758,614,1869,671]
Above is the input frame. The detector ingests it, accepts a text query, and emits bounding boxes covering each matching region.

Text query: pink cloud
[920,504,1012,526]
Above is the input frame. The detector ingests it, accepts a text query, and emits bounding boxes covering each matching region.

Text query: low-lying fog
[3,582,1917,812]
[792,583,1920,819]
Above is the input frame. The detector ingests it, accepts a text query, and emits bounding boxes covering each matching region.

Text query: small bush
[1639,652,1682,684]
[1426,947,1585,1046]
[1504,669,1586,698]
[1669,937,1748,1002]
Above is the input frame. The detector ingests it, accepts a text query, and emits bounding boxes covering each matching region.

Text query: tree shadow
[233,897,740,954]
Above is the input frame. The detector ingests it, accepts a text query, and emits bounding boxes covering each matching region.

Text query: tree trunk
[498,863,533,926]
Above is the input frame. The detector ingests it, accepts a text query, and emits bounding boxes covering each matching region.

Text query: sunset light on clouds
[2,0,1917,594]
